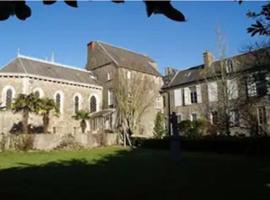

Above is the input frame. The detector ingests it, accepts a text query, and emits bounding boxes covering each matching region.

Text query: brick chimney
[203,50,214,68]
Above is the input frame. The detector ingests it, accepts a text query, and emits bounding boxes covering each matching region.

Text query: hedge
[131,136,270,155]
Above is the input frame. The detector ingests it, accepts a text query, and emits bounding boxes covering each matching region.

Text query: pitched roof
[163,47,270,89]
[163,65,204,89]
[0,55,100,86]
[87,41,161,76]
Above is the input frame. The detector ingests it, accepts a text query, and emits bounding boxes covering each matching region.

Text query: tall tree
[11,93,40,134]
[72,110,90,134]
[36,97,58,133]
[114,69,157,146]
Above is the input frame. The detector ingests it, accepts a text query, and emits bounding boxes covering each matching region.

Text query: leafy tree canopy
[0,0,186,22]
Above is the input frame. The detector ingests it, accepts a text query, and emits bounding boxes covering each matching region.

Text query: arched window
[74,96,79,113]
[90,96,97,113]
[55,93,61,113]
[33,88,44,98]
[6,89,13,109]
[34,91,40,98]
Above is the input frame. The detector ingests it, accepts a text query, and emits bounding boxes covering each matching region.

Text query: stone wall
[0,133,119,151]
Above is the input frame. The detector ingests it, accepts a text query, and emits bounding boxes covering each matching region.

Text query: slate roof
[0,56,100,86]
[87,41,161,77]
[163,65,204,89]
[163,47,270,89]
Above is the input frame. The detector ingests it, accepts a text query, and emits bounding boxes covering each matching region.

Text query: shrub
[153,111,166,138]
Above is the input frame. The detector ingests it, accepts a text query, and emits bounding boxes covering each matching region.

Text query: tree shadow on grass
[0,149,269,200]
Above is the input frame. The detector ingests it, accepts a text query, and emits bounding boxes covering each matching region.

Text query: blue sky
[0,1,266,74]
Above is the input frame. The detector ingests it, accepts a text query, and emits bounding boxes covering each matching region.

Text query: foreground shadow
[0,148,269,200]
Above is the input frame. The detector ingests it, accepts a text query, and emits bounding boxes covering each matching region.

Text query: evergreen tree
[153,111,165,139]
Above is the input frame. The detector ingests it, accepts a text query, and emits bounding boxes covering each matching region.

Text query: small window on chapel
[107,72,111,81]
[5,89,13,109]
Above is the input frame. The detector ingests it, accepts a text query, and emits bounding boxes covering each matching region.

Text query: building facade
[0,41,163,137]
[162,48,270,136]
[86,41,163,136]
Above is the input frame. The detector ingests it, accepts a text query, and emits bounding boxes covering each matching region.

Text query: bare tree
[201,29,240,136]
[114,69,157,146]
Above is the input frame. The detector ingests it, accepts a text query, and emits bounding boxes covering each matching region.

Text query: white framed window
[2,85,16,108]
[73,94,82,114]
[54,91,64,114]
[190,86,198,104]
[90,96,97,113]
[108,89,114,107]
[33,88,44,98]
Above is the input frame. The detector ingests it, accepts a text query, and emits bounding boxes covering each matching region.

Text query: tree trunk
[81,120,86,134]
[22,110,29,134]
[43,113,50,133]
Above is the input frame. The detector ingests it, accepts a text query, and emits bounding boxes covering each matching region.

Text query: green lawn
[0,147,269,200]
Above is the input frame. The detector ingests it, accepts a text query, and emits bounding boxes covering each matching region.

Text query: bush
[131,136,270,155]
[153,111,166,139]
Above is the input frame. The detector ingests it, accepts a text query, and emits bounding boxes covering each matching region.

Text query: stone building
[0,55,102,134]
[0,41,163,137]
[161,48,270,136]
[86,41,163,136]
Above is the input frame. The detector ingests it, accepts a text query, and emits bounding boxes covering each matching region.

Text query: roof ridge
[96,40,154,61]
[17,54,90,73]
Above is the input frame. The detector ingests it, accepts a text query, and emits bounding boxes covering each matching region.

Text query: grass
[0,146,269,200]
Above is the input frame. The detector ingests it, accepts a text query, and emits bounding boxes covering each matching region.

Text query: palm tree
[72,110,90,134]
[12,93,39,134]
[36,98,58,133]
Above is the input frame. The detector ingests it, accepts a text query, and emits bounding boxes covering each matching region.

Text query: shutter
[174,88,182,106]
[196,84,202,103]
[184,87,191,105]
[208,82,218,102]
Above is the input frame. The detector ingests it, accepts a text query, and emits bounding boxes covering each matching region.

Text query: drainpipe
[167,91,171,136]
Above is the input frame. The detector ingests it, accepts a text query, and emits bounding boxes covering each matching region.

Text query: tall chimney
[203,50,214,68]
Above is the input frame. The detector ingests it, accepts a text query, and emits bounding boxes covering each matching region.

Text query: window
[34,91,40,98]
[247,72,268,97]
[107,72,111,81]
[33,88,44,98]
[257,106,266,125]
[90,96,97,113]
[208,82,218,102]
[191,113,197,121]
[108,90,114,107]
[5,89,13,109]
[55,93,61,113]
[74,96,79,113]
[226,59,234,73]
[190,86,197,104]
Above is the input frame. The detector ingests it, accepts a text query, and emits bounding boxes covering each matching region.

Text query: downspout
[167,90,171,136]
